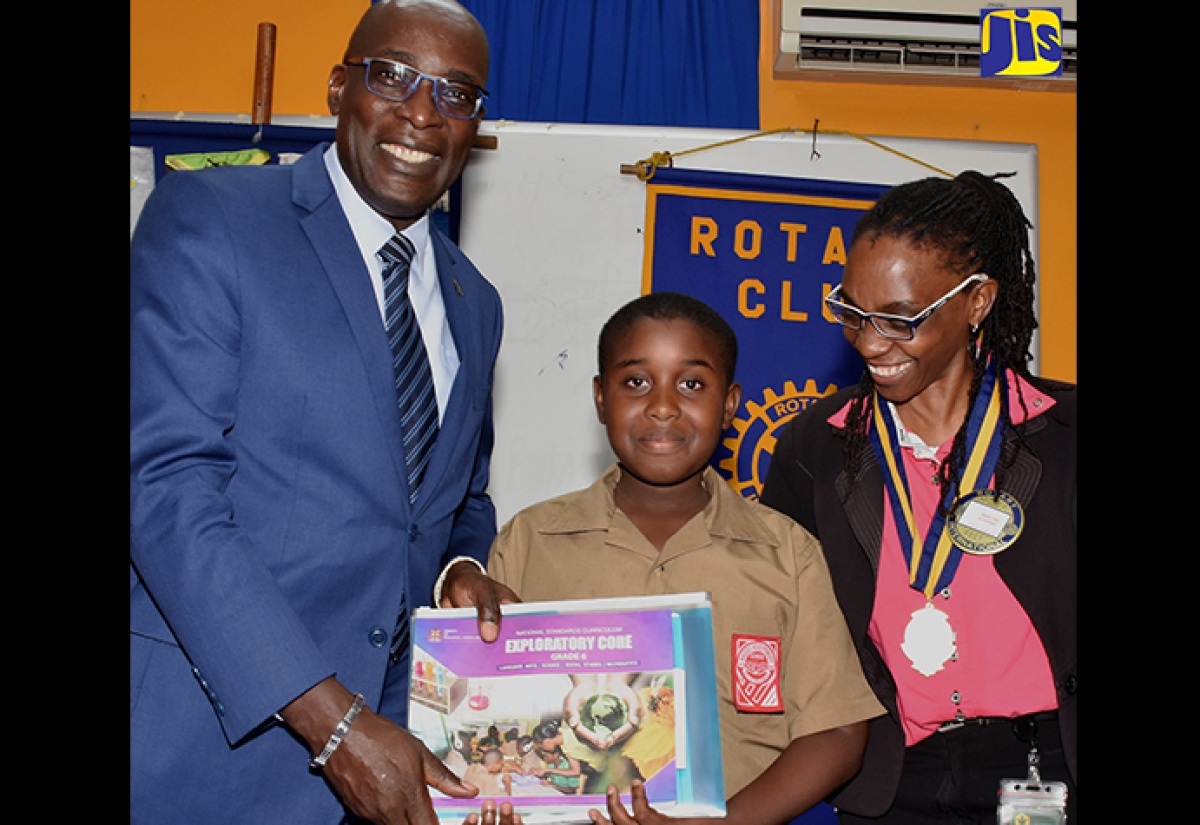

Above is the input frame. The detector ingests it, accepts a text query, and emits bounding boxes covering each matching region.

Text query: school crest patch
[732,634,782,712]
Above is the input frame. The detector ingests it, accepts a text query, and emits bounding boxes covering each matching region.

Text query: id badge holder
[998,778,1067,824]
[997,716,1068,824]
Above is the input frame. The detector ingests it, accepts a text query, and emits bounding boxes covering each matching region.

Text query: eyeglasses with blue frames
[824,273,989,341]
[342,57,488,119]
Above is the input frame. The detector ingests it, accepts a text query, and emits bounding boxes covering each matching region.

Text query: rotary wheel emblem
[717,379,838,500]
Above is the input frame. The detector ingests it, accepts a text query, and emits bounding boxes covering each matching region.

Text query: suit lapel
[292,149,412,505]
[838,438,886,574]
[1002,415,1045,507]
[411,230,474,512]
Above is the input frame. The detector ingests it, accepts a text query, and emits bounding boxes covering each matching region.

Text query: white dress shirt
[324,145,460,422]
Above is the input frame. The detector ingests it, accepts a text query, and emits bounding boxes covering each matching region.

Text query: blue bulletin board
[129,116,333,177]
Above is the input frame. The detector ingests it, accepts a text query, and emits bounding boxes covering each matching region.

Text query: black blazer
[760,377,1077,817]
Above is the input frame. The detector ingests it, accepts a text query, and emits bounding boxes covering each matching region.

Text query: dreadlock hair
[840,170,1040,507]
[598,291,738,388]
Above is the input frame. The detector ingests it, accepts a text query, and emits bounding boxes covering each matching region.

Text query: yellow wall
[757,0,1075,381]
[130,0,366,117]
[130,0,1075,381]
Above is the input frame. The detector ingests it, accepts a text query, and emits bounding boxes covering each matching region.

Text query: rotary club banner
[642,167,891,499]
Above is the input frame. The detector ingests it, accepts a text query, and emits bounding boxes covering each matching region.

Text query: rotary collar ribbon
[869,359,1007,600]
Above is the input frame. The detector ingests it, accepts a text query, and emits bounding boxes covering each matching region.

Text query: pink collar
[826,369,1055,430]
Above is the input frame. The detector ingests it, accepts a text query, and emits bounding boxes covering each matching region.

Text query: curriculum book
[406,592,725,823]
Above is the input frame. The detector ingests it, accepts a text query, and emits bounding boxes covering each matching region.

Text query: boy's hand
[463,799,523,825]
[588,781,701,825]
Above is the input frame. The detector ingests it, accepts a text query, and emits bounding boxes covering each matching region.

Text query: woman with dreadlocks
[760,171,1076,823]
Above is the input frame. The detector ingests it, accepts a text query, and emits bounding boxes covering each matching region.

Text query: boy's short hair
[598,292,738,386]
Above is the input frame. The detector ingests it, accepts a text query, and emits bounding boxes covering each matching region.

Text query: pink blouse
[831,373,1060,746]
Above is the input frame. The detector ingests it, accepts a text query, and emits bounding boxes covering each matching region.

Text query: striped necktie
[379,233,438,666]
[379,233,439,504]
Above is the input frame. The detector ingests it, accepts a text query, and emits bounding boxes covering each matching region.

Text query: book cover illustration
[407,593,725,823]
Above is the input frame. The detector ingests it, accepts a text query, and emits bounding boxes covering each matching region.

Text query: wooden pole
[252,22,277,125]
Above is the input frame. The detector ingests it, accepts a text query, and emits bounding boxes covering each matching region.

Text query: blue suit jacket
[130,144,502,823]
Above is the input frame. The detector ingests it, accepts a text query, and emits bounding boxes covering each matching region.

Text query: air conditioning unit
[777,0,1076,81]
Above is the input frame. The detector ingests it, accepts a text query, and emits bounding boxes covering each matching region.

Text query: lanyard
[869,360,1007,600]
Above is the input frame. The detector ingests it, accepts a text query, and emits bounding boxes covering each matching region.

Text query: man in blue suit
[130,2,520,822]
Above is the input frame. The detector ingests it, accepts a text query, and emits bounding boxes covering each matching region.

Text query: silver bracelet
[432,556,486,605]
[308,692,365,770]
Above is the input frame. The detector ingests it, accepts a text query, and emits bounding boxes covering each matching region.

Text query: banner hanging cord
[626,125,953,181]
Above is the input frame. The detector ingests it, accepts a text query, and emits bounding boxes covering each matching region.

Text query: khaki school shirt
[488,465,885,798]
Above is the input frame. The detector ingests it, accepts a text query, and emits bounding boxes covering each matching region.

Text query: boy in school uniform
[487,292,884,824]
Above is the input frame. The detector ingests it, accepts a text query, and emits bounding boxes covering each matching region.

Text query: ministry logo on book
[980,7,1063,77]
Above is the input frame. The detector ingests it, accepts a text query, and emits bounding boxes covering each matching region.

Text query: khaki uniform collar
[536,464,782,561]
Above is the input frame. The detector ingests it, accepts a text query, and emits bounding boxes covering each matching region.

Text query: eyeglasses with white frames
[342,57,488,119]
[824,273,989,341]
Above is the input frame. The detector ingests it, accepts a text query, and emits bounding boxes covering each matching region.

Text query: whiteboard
[457,121,1038,524]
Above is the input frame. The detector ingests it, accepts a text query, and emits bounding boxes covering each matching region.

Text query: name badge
[948,489,1024,555]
